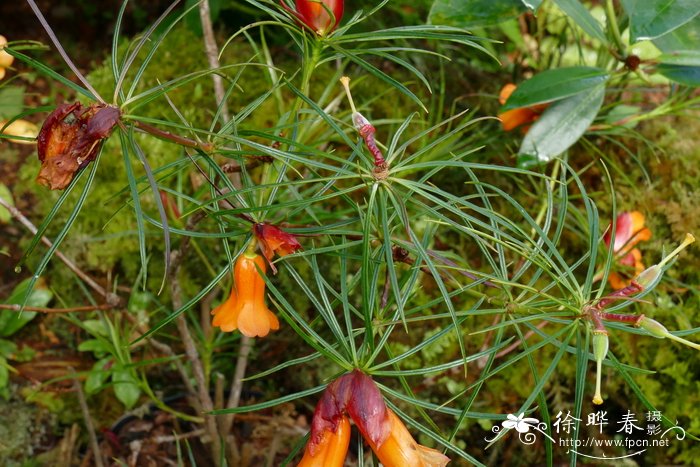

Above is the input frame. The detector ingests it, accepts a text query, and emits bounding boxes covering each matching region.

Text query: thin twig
[0,303,115,313]
[199,0,230,123]
[154,428,207,444]
[0,193,120,305]
[131,120,215,152]
[169,212,223,465]
[221,335,253,435]
[73,374,105,467]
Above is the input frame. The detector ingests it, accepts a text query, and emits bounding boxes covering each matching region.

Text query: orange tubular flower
[211,253,280,337]
[366,409,450,467]
[298,416,351,467]
[604,211,652,290]
[497,83,548,132]
[300,370,449,466]
[283,0,344,36]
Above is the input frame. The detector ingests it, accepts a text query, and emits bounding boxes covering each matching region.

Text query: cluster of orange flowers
[298,370,450,466]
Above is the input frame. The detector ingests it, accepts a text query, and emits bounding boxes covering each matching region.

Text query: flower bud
[1,119,39,144]
[0,35,14,70]
[637,316,667,339]
[634,265,661,290]
[634,233,695,289]
[637,316,700,351]
[592,330,609,405]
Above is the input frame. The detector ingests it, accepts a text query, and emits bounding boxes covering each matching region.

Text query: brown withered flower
[37,103,121,190]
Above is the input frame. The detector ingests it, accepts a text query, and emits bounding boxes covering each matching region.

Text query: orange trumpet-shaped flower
[211,253,280,337]
[299,370,449,467]
[298,416,351,467]
[365,409,450,467]
[604,211,652,290]
[497,83,548,132]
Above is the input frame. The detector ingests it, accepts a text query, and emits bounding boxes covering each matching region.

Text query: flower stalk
[592,330,609,405]
[340,76,389,178]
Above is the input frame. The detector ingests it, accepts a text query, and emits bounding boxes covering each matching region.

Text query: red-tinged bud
[284,0,344,36]
[307,373,355,455]
[302,370,449,466]
[37,103,121,190]
[253,223,302,273]
[347,370,391,448]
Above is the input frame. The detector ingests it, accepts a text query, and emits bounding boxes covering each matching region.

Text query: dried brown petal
[36,102,120,190]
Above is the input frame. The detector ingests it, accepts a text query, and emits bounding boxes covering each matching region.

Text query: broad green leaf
[521,0,543,10]
[81,319,109,338]
[605,104,640,128]
[653,15,700,51]
[428,0,529,28]
[0,339,17,358]
[657,64,700,86]
[0,278,53,337]
[85,357,112,395]
[621,0,700,42]
[553,0,608,44]
[652,16,700,86]
[658,50,700,66]
[0,183,14,224]
[501,67,609,111]
[518,83,605,167]
[77,339,112,356]
[112,368,141,408]
[0,86,24,119]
